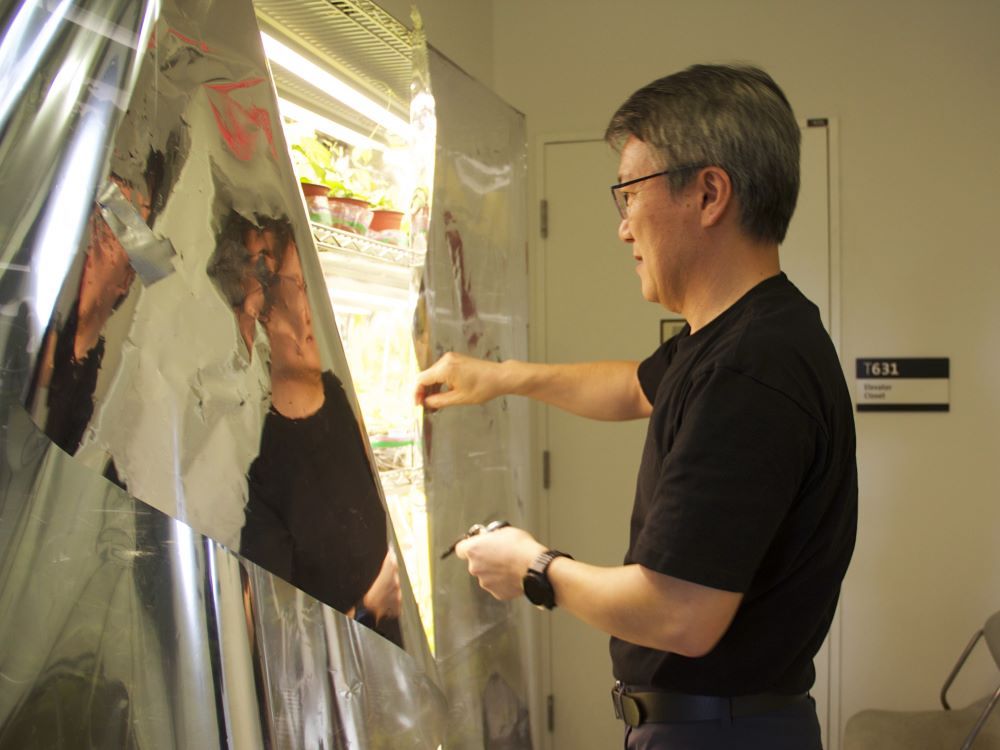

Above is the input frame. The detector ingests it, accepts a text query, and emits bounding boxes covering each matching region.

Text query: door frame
[529,131,602,750]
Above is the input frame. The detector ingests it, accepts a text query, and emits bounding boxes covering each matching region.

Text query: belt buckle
[611,682,644,727]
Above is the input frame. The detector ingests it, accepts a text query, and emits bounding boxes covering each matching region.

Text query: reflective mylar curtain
[419,49,534,750]
[0,0,444,746]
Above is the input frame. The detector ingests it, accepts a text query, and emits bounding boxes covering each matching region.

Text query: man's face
[615,136,699,311]
[260,241,322,378]
[239,226,280,321]
[243,226,280,277]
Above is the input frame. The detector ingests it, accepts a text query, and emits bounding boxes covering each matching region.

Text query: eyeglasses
[610,164,707,219]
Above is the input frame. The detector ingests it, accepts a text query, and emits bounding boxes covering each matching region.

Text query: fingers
[414,381,442,409]
[414,352,466,408]
[453,535,472,561]
[421,388,462,410]
[414,356,448,406]
[454,527,533,601]
[456,538,503,597]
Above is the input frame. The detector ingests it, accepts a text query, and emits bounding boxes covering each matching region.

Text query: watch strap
[530,549,572,576]
[524,549,573,609]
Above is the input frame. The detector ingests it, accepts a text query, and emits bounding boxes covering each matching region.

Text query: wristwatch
[522,549,573,609]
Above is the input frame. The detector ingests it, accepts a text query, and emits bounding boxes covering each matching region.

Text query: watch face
[523,570,554,609]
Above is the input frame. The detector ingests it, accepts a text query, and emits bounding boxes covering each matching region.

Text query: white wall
[396,0,1000,737]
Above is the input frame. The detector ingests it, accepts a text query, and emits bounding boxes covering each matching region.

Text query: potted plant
[291,135,375,232]
[299,181,332,225]
[327,189,373,235]
[291,135,336,224]
[325,145,383,235]
[370,206,404,232]
[290,134,411,238]
[368,203,406,247]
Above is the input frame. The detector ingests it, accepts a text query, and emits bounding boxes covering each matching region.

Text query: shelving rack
[311,221,423,268]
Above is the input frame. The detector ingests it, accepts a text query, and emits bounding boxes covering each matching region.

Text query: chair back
[985,609,1000,669]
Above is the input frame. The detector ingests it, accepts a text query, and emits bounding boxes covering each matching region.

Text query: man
[207,212,402,640]
[415,64,857,749]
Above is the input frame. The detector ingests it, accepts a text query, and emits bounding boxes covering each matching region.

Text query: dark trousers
[623,695,822,750]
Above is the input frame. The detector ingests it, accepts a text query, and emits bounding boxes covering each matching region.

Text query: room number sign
[855,358,949,412]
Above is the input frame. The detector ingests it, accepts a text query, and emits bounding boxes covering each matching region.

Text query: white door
[539,125,833,749]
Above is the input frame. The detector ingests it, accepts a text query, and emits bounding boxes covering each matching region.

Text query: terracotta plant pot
[369,209,404,233]
[300,182,329,198]
[368,209,408,247]
[328,196,373,235]
[301,182,332,224]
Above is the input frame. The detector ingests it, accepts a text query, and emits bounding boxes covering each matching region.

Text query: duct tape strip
[96,179,175,285]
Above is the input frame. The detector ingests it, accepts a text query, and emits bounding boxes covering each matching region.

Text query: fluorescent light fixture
[276,97,383,151]
[261,33,411,139]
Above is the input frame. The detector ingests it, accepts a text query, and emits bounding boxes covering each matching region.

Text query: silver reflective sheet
[0,0,445,745]
[0,410,445,748]
[420,49,534,749]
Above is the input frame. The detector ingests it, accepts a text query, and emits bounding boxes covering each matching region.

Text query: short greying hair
[605,64,800,244]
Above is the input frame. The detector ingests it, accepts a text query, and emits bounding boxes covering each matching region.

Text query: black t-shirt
[241,371,388,615]
[610,273,857,696]
[44,305,104,455]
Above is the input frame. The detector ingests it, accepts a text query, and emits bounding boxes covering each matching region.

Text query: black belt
[611,681,809,726]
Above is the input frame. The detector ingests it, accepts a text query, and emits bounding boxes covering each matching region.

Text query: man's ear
[698,167,733,229]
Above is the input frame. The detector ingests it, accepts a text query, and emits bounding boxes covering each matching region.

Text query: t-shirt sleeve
[632,365,817,592]
[637,343,671,405]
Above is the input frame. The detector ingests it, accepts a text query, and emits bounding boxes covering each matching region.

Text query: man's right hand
[416,353,652,420]
[415,352,506,410]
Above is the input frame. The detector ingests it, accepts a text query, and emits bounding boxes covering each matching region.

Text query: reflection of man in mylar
[209,212,401,643]
[35,170,155,455]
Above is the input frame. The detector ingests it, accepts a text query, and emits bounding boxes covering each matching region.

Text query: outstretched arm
[455,526,741,657]
[415,352,652,421]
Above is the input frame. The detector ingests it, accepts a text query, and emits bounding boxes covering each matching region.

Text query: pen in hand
[440,520,510,559]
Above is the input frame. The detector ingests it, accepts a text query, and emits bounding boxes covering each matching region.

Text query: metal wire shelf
[311,222,424,268]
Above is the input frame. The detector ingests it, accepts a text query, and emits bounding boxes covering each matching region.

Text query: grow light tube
[276,97,384,152]
[261,33,411,140]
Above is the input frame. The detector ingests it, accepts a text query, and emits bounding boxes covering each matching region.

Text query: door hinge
[540,199,549,238]
[542,450,551,489]
[547,694,555,732]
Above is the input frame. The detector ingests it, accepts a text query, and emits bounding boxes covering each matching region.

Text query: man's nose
[617,216,634,243]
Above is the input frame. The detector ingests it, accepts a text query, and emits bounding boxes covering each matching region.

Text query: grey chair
[844,609,1000,750]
